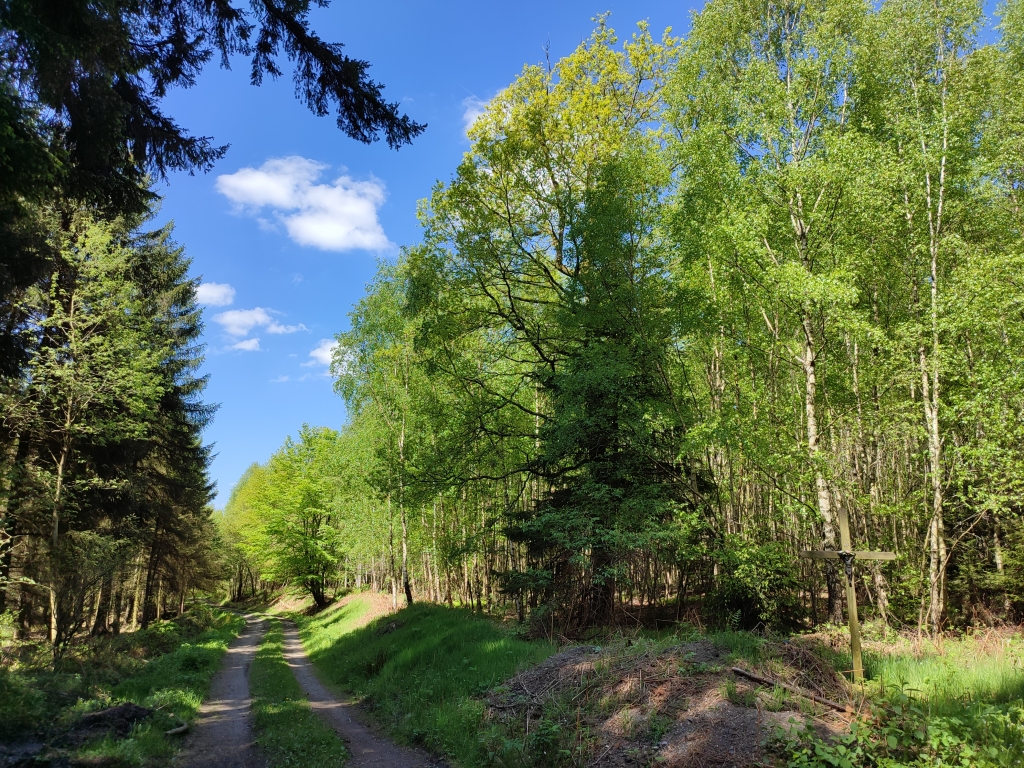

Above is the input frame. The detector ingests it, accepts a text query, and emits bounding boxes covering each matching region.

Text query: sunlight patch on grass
[294,594,377,657]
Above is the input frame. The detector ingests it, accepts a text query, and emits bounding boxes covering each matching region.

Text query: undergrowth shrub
[0,667,47,740]
[709,538,804,629]
[785,687,1024,768]
[0,605,241,753]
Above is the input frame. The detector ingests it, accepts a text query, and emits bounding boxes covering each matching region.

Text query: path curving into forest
[175,613,267,768]
[280,619,438,768]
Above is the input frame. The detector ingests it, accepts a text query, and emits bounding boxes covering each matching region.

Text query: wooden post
[800,508,895,683]
[837,508,864,682]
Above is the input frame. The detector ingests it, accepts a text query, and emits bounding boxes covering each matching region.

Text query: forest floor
[0,606,246,767]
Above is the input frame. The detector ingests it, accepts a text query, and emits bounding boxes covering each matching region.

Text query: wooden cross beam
[800,508,896,683]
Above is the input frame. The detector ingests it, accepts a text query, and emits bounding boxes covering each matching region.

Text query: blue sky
[155,1,698,503]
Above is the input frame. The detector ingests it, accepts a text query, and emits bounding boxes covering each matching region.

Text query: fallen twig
[731,667,852,714]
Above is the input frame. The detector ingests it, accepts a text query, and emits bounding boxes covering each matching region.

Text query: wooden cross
[801,507,895,682]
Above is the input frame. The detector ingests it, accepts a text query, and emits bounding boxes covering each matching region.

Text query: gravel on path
[280,620,439,768]
[175,613,267,768]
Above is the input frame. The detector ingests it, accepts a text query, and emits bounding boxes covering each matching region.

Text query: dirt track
[280,620,438,767]
[175,614,267,768]
[175,609,436,768]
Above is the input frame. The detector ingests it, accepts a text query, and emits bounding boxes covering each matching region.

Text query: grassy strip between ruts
[293,596,556,767]
[250,616,349,767]
[44,607,245,765]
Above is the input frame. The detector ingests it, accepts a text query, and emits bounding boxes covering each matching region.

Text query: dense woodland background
[4,0,1024,656]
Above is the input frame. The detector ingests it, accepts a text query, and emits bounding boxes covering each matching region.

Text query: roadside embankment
[293,597,555,766]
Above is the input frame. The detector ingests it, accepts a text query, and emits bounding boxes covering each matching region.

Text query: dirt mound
[766,638,851,704]
[487,636,846,767]
[489,645,601,710]
[653,699,789,767]
[57,703,153,748]
[676,638,724,664]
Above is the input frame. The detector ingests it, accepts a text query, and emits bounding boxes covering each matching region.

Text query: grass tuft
[863,631,1024,709]
[784,630,1024,767]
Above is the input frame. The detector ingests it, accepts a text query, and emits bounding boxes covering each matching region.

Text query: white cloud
[215,156,391,252]
[270,375,290,383]
[229,338,261,352]
[267,320,306,335]
[212,307,307,337]
[213,308,272,337]
[305,338,338,367]
[196,282,236,306]
[462,96,488,135]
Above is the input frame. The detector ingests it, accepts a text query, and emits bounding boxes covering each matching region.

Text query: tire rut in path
[175,613,267,768]
[280,620,438,768]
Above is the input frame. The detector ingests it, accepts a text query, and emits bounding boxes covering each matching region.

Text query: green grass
[112,611,246,719]
[250,617,348,767]
[294,597,555,766]
[863,632,1024,709]
[0,606,246,765]
[706,628,766,663]
[785,632,1024,767]
[287,599,1024,768]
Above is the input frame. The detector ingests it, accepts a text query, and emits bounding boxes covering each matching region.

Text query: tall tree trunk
[112,570,124,635]
[91,572,113,635]
[48,440,70,644]
[802,316,843,622]
[141,520,162,628]
[992,512,1010,615]
[401,506,412,606]
[910,18,951,637]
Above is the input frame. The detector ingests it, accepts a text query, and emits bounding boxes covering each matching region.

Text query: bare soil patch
[334,592,397,627]
[266,592,314,615]
[488,637,848,767]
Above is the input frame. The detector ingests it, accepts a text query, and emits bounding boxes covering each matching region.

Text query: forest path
[175,613,267,768]
[280,619,439,768]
